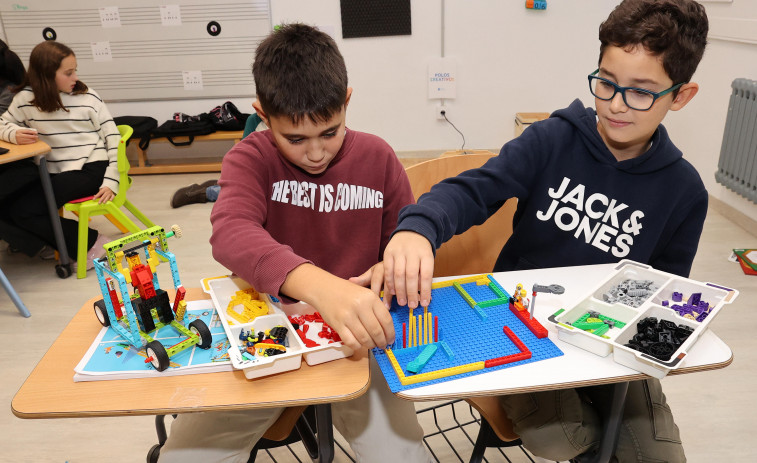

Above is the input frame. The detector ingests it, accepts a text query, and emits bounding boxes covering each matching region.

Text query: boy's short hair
[598,0,708,85]
[253,23,348,124]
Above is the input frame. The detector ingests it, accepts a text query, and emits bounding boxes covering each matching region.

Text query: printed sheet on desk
[74,299,232,381]
[373,274,563,393]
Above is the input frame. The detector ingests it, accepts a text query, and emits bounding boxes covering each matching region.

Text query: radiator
[715,78,757,203]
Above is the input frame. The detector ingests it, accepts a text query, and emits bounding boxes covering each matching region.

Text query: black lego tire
[189,319,212,349]
[93,299,111,327]
[145,341,170,372]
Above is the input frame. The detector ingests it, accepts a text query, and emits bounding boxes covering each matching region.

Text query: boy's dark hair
[0,39,26,86]
[253,23,348,124]
[598,0,708,86]
[23,41,88,113]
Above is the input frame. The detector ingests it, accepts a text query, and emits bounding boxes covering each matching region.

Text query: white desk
[398,263,732,400]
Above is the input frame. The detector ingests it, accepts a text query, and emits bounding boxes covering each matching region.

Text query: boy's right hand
[383,231,435,310]
[282,264,395,352]
[15,129,38,145]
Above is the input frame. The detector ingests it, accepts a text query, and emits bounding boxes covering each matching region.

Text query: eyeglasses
[588,69,684,111]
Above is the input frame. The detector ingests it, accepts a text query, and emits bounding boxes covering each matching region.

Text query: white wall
[1,0,755,221]
[664,1,757,222]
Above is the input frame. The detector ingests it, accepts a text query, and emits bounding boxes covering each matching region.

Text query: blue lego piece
[375,274,563,392]
[439,340,454,359]
[406,344,439,374]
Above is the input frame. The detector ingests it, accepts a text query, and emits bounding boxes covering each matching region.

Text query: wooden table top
[12,288,370,419]
[0,139,51,164]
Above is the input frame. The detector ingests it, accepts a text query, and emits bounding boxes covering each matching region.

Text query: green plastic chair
[64,125,155,278]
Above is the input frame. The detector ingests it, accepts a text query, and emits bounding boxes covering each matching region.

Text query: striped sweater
[0,87,120,192]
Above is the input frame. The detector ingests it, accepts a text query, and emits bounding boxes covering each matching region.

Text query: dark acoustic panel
[340,0,411,39]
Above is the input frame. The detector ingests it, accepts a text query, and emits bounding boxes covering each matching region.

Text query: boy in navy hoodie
[377,0,708,461]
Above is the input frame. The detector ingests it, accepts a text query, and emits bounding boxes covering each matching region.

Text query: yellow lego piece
[432,274,492,289]
[386,349,485,385]
[226,288,267,324]
[145,240,160,272]
[175,300,187,321]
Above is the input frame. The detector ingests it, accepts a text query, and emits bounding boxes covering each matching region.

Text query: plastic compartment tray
[549,260,737,378]
[202,275,350,379]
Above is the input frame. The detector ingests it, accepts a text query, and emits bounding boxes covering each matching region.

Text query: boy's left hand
[349,262,393,308]
[93,186,115,204]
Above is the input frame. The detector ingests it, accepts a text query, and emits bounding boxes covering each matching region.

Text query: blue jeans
[206,184,221,202]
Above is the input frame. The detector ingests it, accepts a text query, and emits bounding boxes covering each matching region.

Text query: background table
[0,139,73,282]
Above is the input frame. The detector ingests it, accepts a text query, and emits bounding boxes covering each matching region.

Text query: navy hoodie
[396,99,707,278]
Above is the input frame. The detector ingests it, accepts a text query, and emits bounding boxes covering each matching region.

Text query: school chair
[63,125,155,279]
[405,152,521,462]
[147,405,331,463]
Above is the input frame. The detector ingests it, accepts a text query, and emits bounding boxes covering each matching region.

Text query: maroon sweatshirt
[210,128,414,298]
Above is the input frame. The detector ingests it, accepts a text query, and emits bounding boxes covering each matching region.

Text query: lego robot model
[91,225,212,372]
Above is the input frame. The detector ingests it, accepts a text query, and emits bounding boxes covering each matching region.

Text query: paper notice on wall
[160,4,182,26]
[182,70,203,90]
[91,41,113,62]
[99,7,121,28]
[428,57,457,99]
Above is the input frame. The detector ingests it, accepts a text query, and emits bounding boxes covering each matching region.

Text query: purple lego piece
[696,312,709,322]
[672,292,683,302]
[687,292,702,306]
[661,300,669,307]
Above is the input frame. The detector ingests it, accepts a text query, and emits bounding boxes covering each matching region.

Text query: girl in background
[0,40,117,269]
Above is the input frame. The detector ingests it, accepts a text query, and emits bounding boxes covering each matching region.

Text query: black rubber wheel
[146,443,161,463]
[189,319,212,349]
[93,299,111,327]
[55,263,72,278]
[145,341,170,372]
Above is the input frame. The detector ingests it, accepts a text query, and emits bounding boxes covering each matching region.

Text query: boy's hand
[349,262,392,307]
[383,231,435,310]
[283,264,395,352]
[15,129,39,145]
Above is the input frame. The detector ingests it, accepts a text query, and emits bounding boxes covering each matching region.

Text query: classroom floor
[2,171,756,463]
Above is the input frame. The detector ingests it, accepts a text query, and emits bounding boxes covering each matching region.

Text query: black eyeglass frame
[588,69,685,111]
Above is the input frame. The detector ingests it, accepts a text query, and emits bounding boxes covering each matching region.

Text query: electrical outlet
[436,104,447,120]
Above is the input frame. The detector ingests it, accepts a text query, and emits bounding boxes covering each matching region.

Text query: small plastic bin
[266,297,353,366]
[612,305,700,378]
[202,275,351,379]
[550,260,738,378]
[554,299,640,356]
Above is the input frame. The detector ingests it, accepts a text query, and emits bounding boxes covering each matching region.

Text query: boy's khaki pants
[499,378,685,462]
[159,356,433,463]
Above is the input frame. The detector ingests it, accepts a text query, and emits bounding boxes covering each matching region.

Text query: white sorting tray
[549,260,738,378]
[202,275,351,379]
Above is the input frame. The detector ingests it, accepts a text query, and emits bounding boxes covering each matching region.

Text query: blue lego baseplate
[373,274,563,393]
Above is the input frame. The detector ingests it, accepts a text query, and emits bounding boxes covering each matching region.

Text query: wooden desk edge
[12,371,371,419]
[0,140,52,163]
[396,350,734,402]
[12,289,370,419]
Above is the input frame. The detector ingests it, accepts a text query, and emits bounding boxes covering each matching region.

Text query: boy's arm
[383,133,544,309]
[649,189,708,278]
[283,263,395,351]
